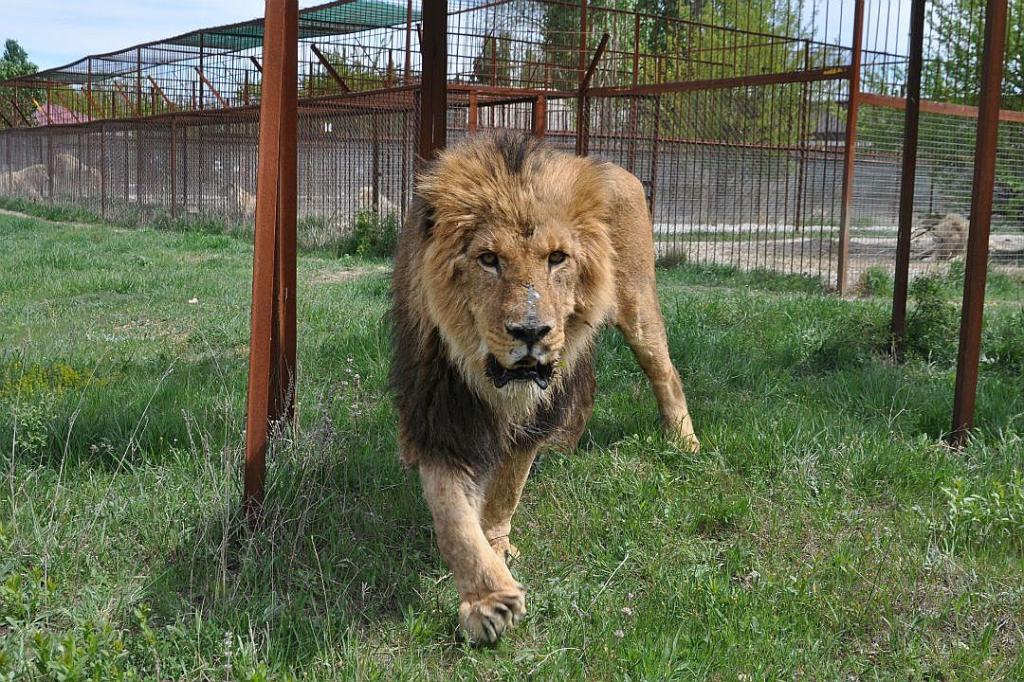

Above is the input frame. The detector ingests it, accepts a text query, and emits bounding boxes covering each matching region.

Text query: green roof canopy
[1,0,420,87]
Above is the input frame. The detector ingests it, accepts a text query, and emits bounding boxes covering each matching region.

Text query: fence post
[649,95,660,215]
[418,0,447,162]
[794,41,811,234]
[890,0,926,358]
[468,89,478,133]
[46,127,54,199]
[575,0,588,156]
[532,95,546,137]
[170,117,177,218]
[100,123,107,218]
[244,0,299,520]
[836,0,865,295]
[950,0,1008,446]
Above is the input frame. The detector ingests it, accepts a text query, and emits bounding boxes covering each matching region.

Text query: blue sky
[4,1,322,69]
[7,0,907,73]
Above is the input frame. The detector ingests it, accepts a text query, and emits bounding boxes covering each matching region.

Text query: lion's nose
[505,322,551,346]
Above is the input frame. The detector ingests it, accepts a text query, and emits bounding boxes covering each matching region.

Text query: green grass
[1,211,1022,680]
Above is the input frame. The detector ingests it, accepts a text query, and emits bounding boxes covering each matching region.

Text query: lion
[390,132,699,644]
[223,181,257,218]
[0,164,48,199]
[913,212,968,261]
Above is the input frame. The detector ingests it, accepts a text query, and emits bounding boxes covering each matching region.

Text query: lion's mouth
[485,355,554,390]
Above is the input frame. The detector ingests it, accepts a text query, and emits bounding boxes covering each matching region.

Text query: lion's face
[460,212,580,389]
[415,134,616,394]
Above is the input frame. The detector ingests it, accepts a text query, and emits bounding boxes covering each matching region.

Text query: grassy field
[1,210,1022,680]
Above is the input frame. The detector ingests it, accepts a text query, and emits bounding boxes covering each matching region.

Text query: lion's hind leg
[614,283,700,452]
[419,461,526,644]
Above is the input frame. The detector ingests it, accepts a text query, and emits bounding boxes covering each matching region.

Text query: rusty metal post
[46,126,54,199]
[245,0,299,518]
[890,0,926,358]
[628,13,640,172]
[418,0,447,162]
[170,116,177,218]
[794,42,811,234]
[100,123,107,217]
[372,113,381,209]
[274,11,298,428]
[404,0,414,83]
[531,95,546,137]
[87,58,93,121]
[650,95,661,213]
[198,33,206,110]
[836,0,865,295]
[136,47,143,115]
[467,90,478,132]
[950,0,1008,446]
[575,0,588,156]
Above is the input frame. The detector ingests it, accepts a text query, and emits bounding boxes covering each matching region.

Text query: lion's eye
[479,251,499,269]
[548,251,568,266]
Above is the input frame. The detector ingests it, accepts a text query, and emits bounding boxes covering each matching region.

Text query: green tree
[923,0,1024,109]
[473,32,514,86]
[0,39,40,126]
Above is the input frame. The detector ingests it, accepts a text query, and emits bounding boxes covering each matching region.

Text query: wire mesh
[0,0,1021,300]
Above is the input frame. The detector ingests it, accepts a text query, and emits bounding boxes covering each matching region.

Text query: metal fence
[1,0,1022,293]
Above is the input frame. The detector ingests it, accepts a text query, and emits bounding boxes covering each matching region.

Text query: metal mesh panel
[849,103,1024,285]
[0,0,1020,299]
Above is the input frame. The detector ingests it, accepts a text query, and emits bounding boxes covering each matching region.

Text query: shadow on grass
[140,393,455,667]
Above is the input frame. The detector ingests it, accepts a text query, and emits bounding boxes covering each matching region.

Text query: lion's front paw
[665,420,701,453]
[678,431,701,453]
[458,586,526,644]
[488,536,520,564]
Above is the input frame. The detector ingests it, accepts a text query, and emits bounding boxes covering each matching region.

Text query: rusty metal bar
[891,0,926,358]
[146,76,176,110]
[113,82,136,114]
[531,95,546,136]
[467,89,478,132]
[589,64,851,98]
[100,122,107,217]
[245,0,299,519]
[170,116,177,218]
[650,95,661,212]
[6,94,31,126]
[858,92,1024,124]
[794,41,811,233]
[836,0,865,295]
[87,58,93,120]
[418,0,447,161]
[951,0,1008,446]
[573,31,610,155]
[194,68,229,109]
[46,124,53,198]
[580,33,609,92]
[34,97,52,125]
[404,0,413,82]
[274,1,299,429]
[198,34,205,110]
[574,0,589,156]
[372,114,381,207]
[627,13,640,171]
[309,44,351,93]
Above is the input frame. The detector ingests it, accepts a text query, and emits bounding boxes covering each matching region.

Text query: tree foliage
[923,0,1024,109]
[0,39,40,126]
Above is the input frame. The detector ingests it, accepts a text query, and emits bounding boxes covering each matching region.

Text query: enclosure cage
[1,0,1022,293]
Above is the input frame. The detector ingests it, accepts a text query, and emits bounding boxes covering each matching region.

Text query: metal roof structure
[1,0,419,87]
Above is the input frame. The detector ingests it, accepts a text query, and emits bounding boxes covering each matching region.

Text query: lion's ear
[409,195,436,238]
